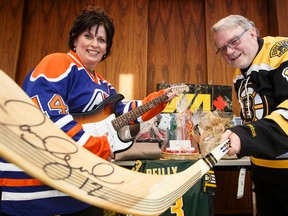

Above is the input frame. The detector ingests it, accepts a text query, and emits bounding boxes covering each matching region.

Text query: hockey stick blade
[0,70,230,216]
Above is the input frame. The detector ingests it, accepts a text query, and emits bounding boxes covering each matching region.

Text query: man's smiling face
[214,25,258,69]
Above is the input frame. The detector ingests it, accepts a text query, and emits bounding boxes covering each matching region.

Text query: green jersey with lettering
[132,160,216,216]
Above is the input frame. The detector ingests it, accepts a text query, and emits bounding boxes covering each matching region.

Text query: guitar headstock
[170,84,189,95]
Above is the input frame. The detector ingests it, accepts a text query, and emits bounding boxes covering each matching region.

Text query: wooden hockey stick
[0,70,230,216]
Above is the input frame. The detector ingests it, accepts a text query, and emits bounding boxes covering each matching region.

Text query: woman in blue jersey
[0,6,175,216]
[212,15,288,216]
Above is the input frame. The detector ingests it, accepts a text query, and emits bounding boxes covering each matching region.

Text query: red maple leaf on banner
[213,96,227,111]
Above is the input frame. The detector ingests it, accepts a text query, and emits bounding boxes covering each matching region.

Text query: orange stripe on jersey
[31,97,40,107]
[131,101,137,110]
[83,136,110,159]
[66,124,82,138]
[32,53,70,79]
[129,102,137,124]
[1,178,44,186]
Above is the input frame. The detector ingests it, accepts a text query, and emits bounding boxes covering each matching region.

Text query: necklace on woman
[89,70,95,78]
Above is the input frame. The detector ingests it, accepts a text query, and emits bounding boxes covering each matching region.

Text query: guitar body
[72,94,124,124]
[81,114,133,153]
[72,94,133,153]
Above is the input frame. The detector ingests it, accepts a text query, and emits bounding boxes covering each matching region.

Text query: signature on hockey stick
[0,99,125,197]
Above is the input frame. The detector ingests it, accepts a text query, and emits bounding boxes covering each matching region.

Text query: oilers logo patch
[282,67,288,82]
[270,39,288,57]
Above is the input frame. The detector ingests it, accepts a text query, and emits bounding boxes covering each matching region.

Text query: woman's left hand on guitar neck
[165,87,179,102]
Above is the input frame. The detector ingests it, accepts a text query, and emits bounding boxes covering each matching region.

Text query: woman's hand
[165,87,177,102]
[107,151,115,161]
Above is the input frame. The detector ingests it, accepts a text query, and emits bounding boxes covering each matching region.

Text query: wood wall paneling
[16,0,98,85]
[267,0,288,37]
[98,0,148,100]
[214,168,253,215]
[147,0,206,94]
[0,0,24,79]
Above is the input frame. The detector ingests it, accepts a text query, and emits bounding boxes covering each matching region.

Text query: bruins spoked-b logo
[270,39,288,58]
[239,84,268,122]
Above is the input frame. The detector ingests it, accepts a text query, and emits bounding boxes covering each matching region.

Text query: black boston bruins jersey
[231,36,288,168]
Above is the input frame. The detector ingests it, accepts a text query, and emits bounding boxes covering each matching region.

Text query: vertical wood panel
[147,0,206,94]
[205,0,268,116]
[97,0,148,100]
[16,0,83,84]
[214,168,253,214]
[0,0,24,79]
[271,0,288,36]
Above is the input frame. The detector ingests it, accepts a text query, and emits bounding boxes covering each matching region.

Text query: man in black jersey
[212,15,288,216]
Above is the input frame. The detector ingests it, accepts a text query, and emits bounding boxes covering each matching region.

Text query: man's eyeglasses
[216,29,249,55]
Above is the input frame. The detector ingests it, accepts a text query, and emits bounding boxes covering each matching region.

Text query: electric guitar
[72,84,189,153]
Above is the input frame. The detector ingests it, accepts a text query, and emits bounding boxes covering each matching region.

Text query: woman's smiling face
[74,25,107,72]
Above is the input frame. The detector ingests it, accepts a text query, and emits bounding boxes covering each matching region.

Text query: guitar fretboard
[112,93,167,131]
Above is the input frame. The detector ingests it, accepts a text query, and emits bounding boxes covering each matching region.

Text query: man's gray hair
[212,15,259,36]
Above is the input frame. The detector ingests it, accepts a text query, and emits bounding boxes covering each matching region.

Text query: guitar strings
[112,94,167,130]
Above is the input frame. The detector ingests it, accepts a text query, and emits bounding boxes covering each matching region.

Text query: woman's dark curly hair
[68,6,115,61]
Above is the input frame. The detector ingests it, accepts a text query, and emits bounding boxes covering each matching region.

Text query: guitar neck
[112,93,167,131]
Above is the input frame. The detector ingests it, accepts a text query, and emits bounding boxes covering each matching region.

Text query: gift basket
[161,93,200,160]
[192,109,236,159]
